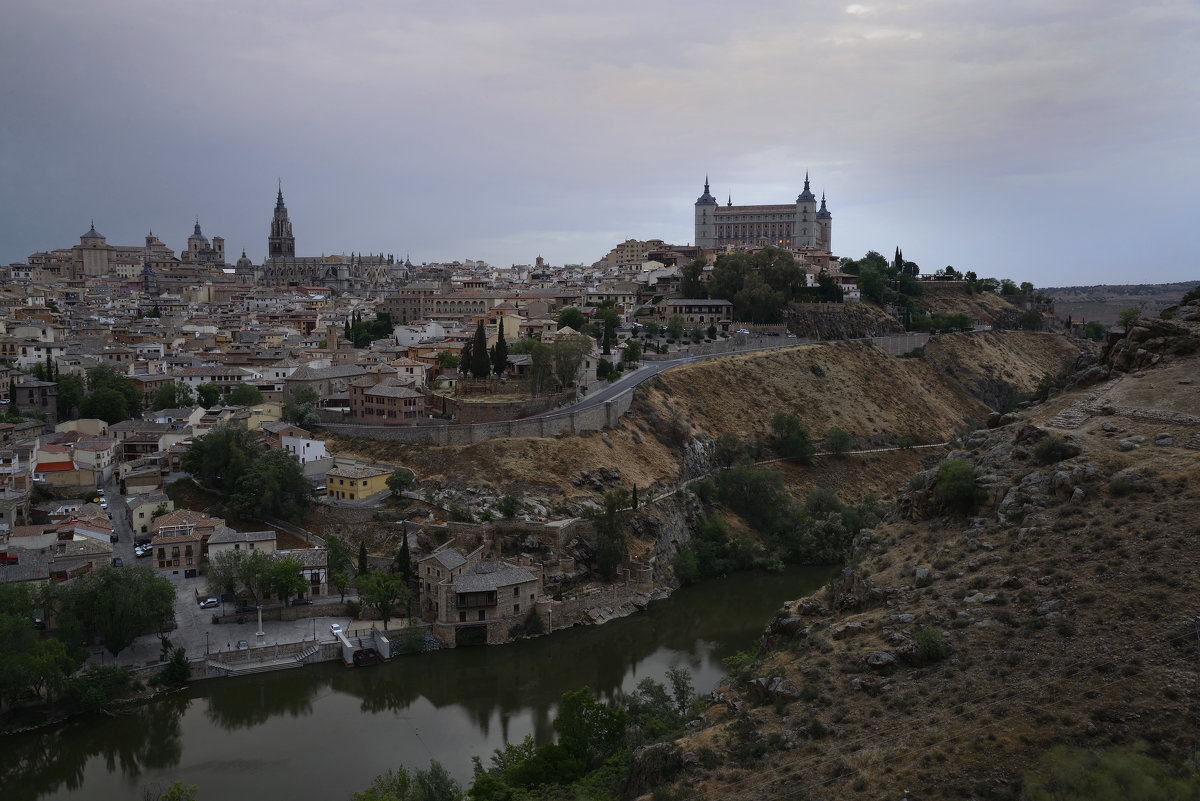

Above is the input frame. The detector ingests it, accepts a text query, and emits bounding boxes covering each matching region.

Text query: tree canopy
[224,383,264,406]
[181,422,311,522]
[551,332,592,389]
[151,381,195,411]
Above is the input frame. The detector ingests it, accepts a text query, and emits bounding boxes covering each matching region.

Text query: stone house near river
[418,542,543,647]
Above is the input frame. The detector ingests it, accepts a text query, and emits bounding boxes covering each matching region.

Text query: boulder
[865,651,896,670]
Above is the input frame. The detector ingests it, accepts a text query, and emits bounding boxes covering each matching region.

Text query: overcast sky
[2,1,1197,286]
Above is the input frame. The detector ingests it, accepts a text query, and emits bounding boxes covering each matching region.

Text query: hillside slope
[639,312,1200,800]
[326,332,1086,510]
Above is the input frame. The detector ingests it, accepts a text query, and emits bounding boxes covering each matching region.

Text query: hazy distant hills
[1044,281,1197,324]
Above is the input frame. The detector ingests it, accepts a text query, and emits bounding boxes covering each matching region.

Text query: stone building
[694,174,832,252]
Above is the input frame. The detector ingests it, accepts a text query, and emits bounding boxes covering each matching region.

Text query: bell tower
[268,182,295,259]
[694,176,718,249]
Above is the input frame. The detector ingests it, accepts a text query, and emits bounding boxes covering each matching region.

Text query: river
[6,567,834,801]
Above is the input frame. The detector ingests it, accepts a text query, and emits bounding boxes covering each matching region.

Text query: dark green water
[5,567,833,801]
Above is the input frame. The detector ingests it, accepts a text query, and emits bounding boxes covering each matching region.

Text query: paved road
[529,336,807,417]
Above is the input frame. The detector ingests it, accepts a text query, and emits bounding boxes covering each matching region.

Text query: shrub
[934,458,984,515]
[345,599,362,619]
[810,364,826,377]
[497,495,521,518]
[913,627,948,663]
[1033,435,1071,465]
[824,427,851,458]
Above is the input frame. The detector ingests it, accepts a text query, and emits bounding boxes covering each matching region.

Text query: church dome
[82,222,104,239]
[696,177,717,205]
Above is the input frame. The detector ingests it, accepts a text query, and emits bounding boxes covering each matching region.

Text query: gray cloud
[1,0,1197,284]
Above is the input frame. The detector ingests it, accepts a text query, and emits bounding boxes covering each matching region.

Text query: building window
[514,604,520,614]
[477,610,485,621]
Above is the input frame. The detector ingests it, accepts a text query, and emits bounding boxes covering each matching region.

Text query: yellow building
[325,464,391,501]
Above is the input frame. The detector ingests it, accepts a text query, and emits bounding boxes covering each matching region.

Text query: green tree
[771,412,815,464]
[665,314,684,340]
[67,566,176,658]
[528,341,553,397]
[553,686,628,768]
[224,383,264,406]
[680,258,707,298]
[588,489,628,581]
[86,364,142,415]
[825,426,851,458]
[228,448,312,522]
[79,386,129,425]
[469,320,491,379]
[596,307,619,356]
[268,556,307,604]
[551,332,592,389]
[326,534,353,578]
[1118,307,1141,329]
[282,387,320,428]
[181,421,264,492]
[358,541,369,575]
[934,457,984,515]
[358,570,410,628]
[393,527,414,584]
[387,468,415,496]
[150,381,195,411]
[497,495,520,518]
[435,351,460,369]
[733,274,784,323]
[206,548,273,605]
[160,782,200,801]
[1083,321,1108,340]
[56,373,86,419]
[622,339,641,366]
[556,307,586,331]
[491,322,508,377]
[195,383,221,408]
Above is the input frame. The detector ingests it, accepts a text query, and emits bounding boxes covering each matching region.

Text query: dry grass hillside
[643,318,1200,800]
[915,283,1024,322]
[325,332,1085,509]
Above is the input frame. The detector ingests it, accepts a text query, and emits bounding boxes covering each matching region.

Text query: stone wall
[321,392,633,444]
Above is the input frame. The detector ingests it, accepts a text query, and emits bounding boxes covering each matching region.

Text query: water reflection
[6,692,190,801]
[5,566,833,800]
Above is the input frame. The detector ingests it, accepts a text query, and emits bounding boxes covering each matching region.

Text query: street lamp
[205,631,209,655]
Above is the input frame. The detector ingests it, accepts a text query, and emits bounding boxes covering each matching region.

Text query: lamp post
[256,604,265,646]
[205,631,209,655]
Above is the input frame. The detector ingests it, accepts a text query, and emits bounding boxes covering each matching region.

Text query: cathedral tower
[694,176,717,248]
[268,183,295,259]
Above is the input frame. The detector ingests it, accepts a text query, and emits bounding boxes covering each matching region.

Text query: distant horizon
[3,2,1197,286]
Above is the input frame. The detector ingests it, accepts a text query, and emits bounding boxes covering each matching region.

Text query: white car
[99,498,108,509]
[330,623,343,637]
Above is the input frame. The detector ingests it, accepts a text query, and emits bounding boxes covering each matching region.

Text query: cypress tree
[491,321,508,377]
[358,541,369,575]
[470,320,490,379]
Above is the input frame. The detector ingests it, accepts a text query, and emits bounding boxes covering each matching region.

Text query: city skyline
[2,1,1197,284]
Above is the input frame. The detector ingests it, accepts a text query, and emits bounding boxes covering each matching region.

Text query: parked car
[234,604,257,614]
[291,597,313,606]
[99,498,108,509]
[135,545,150,558]
[109,532,119,543]
[97,488,104,496]
[237,640,249,650]
[330,623,343,637]
[199,597,219,609]
[112,557,123,567]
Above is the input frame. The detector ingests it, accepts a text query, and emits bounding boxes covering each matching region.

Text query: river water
[7,567,833,801]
